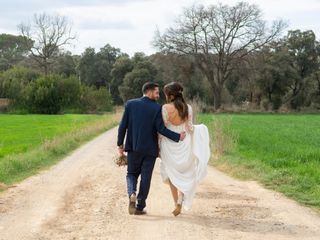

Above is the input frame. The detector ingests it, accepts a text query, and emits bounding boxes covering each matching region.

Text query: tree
[119,53,157,102]
[310,71,320,109]
[283,30,320,109]
[110,55,134,104]
[18,13,76,75]
[52,51,79,77]
[95,44,124,89]
[150,53,210,104]
[225,56,257,106]
[78,44,125,89]
[0,34,32,71]
[154,2,286,110]
[78,47,98,86]
[248,42,295,110]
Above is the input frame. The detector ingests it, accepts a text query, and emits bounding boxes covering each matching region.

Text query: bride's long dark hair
[163,82,188,120]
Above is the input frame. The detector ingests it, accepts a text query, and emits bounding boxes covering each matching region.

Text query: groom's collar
[142,96,156,102]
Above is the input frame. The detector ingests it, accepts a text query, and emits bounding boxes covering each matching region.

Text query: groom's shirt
[117,96,180,157]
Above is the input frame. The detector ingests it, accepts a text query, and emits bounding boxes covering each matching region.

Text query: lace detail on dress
[162,105,169,126]
[158,106,169,143]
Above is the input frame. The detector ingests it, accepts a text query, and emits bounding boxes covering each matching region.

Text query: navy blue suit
[117,96,180,210]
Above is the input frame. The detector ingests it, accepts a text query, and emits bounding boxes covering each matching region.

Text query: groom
[117,82,186,215]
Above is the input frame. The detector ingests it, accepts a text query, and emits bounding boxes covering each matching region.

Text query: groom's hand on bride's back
[179,132,186,141]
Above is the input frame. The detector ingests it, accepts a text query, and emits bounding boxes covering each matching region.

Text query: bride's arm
[186,104,194,133]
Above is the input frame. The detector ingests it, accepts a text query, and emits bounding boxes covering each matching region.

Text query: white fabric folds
[160,122,210,210]
[193,124,210,184]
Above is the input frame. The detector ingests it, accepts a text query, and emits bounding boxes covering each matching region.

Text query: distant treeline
[1,2,320,113]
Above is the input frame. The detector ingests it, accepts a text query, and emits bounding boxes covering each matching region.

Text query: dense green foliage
[0,68,112,114]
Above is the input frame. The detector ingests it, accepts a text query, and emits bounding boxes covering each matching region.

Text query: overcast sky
[1,0,320,56]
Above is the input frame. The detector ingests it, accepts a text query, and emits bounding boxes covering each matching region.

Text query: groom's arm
[155,108,180,142]
[117,102,129,147]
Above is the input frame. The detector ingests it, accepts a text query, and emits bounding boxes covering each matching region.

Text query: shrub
[24,75,84,114]
[79,86,113,113]
[0,66,40,107]
[57,75,81,109]
[25,75,63,114]
[1,68,113,114]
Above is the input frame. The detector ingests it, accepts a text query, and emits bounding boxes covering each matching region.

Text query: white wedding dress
[159,105,210,209]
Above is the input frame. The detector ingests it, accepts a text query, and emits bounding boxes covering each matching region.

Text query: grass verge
[199,113,320,209]
[0,112,120,189]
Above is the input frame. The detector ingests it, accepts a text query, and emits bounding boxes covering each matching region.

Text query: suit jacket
[117,96,180,157]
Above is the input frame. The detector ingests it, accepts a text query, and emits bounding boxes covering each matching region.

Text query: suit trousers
[126,151,156,211]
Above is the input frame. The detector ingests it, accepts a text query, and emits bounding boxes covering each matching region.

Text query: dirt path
[1,127,320,240]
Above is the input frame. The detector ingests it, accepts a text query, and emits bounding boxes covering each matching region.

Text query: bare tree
[18,13,76,75]
[154,2,287,110]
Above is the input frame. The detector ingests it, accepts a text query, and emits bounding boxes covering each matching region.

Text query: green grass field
[0,114,110,158]
[198,114,320,209]
[0,113,119,186]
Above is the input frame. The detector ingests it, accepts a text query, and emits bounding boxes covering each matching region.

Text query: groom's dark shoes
[134,209,147,215]
[128,193,136,215]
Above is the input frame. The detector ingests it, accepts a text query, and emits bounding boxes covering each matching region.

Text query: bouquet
[114,154,128,167]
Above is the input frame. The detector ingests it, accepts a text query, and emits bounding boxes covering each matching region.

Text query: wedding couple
[117,82,210,216]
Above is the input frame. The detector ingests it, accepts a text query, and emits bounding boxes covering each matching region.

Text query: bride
[159,82,210,216]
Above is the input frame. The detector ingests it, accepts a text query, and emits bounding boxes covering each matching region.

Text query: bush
[57,75,81,109]
[309,92,320,110]
[79,86,113,113]
[1,68,113,114]
[260,98,270,111]
[271,95,282,110]
[24,75,81,114]
[25,75,63,114]
[0,66,40,106]
[0,98,10,112]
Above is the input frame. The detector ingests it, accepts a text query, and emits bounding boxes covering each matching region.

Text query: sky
[1,0,320,56]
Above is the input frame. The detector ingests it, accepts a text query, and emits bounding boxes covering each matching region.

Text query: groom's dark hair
[142,82,159,94]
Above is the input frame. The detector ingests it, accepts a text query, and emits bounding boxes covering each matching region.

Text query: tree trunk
[205,71,223,111]
[316,73,320,95]
[44,65,48,75]
[213,88,222,111]
[44,58,48,75]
